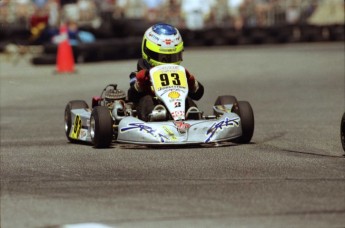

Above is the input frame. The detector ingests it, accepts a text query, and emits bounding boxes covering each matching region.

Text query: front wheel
[235,101,254,144]
[90,106,113,148]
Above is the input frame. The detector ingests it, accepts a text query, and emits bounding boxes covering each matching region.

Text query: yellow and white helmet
[142,23,184,67]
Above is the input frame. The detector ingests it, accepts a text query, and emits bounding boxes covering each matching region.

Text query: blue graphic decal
[205,118,240,143]
[121,123,169,143]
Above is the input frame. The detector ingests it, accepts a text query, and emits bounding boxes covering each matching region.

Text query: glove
[134,69,150,92]
[185,69,199,92]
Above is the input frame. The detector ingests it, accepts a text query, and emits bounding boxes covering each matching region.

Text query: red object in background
[30,14,49,28]
[56,24,75,73]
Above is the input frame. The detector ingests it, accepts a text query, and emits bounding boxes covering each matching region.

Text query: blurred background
[0,0,344,64]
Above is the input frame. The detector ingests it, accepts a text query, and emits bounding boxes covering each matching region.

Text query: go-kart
[64,64,254,147]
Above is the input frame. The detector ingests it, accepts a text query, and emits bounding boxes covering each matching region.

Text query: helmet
[142,23,184,67]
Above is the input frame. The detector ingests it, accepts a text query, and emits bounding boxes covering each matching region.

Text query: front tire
[235,101,254,144]
[64,100,89,143]
[90,106,113,148]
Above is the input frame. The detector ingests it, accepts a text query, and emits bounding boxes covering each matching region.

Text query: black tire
[235,101,254,144]
[31,54,56,65]
[213,95,239,116]
[137,95,155,122]
[64,100,89,143]
[341,112,345,152]
[90,106,113,148]
[186,97,197,110]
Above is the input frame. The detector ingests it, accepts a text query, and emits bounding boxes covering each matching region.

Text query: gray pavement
[1,42,344,228]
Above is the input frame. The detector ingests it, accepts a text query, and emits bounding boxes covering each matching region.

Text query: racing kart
[64,64,254,147]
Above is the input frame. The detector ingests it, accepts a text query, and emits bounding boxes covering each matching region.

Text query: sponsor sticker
[162,126,177,141]
[168,91,180,99]
[164,39,172,45]
[79,129,88,140]
[205,117,240,143]
[171,110,185,119]
[120,123,169,143]
[174,121,191,134]
[70,115,82,139]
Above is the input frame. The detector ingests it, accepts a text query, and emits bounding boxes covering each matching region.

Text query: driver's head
[142,23,184,67]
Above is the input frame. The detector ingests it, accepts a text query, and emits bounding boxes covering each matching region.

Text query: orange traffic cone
[55,24,75,73]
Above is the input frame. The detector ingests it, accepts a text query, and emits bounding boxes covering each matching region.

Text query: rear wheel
[90,106,113,148]
[64,100,89,143]
[235,101,254,144]
[137,95,155,122]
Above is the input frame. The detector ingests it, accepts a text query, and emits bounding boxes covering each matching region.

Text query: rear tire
[31,54,56,65]
[64,100,89,143]
[235,101,254,144]
[90,106,113,148]
[137,95,155,122]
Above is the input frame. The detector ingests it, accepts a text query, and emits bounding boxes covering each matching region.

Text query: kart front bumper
[117,113,242,145]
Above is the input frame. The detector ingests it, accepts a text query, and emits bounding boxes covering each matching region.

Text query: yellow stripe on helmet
[145,38,184,54]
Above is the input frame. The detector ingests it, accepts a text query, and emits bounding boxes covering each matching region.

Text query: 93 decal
[151,68,187,91]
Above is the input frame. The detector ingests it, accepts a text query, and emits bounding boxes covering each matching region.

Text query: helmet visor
[144,46,183,63]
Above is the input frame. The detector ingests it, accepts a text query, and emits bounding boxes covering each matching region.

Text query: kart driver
[128,23,204,121]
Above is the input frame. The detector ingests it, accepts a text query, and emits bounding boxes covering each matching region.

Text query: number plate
[149,64,189,121]
[151,65,187,91]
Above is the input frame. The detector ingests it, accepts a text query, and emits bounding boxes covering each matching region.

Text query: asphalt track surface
[1,42,345,228]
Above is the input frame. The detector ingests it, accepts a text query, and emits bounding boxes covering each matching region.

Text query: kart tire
[235,101,254,144]
[64,100,89,143]
[137,95,155,122]
[31,54,56,65]
[186,97,197,110]
[90,106,113,148]
[341,112,345,152]
[213,95,239,116]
